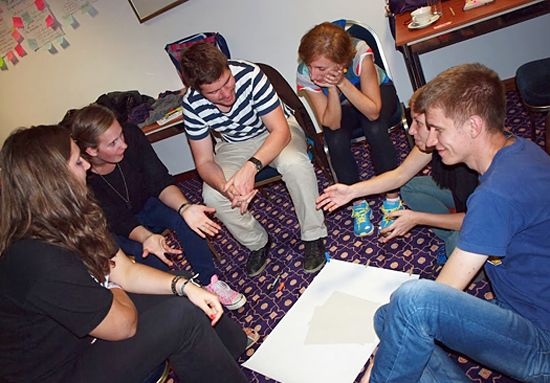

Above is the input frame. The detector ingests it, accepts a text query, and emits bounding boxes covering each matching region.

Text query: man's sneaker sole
[224,294,247,310]
[304,258,326,274]
[246,258,269,277]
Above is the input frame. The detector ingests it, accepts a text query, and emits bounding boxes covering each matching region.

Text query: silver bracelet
[178,273,200,297]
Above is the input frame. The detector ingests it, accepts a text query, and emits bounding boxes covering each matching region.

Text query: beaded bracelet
[171,275,185,296]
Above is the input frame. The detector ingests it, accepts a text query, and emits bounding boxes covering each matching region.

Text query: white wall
[1,0,549,174]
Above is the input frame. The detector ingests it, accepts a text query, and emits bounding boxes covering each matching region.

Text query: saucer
[408,14,440,29]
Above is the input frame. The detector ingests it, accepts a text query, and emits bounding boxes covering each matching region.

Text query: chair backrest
[342,19,395,82]
[164,32,230,78]
[256,62,333,182]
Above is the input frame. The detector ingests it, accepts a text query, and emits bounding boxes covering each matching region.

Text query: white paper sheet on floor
[242,259,419,383]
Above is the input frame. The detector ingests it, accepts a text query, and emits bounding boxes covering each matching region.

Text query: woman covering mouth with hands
[297,20,402,237]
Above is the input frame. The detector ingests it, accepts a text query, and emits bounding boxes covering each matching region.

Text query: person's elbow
[282,128,291,146]
[90,294,139,341]
[370,111,380,120]
[366,103,382,121]
[114,311,138,339]
[97,311,138,341]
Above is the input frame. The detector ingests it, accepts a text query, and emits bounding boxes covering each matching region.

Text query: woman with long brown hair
[0,125,249,382]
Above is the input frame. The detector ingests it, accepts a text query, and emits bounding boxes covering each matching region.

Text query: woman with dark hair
[69,104,245,310]
[0,125,251,383]
[297,21,402,236]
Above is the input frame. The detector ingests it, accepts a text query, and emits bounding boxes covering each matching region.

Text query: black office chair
[515,57,550,154]
[322,20,412,182]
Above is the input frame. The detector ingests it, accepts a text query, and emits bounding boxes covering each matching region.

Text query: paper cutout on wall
[12,16,24,28]
[35,0,46,11]
[11,29,24,43]
[0,57,8,70]
[46,42,57,54]
[27,38,38,51]
[15,43,26,57]
[62,14,80,29]
[58,35,69,49]
[83,3,97,17]
[22,11,32,24]
[45,14,55,27]
[70,15,79,29]
[7,50,18,65]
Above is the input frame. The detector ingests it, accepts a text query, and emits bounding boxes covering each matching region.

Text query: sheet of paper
[305,291,379,345]
[242,260,419,383]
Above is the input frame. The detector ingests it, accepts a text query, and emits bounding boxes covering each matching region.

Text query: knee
[162,298,210,340]
[324,128,350,152]
[390,279,437,319]
[374,303,389,336]
[363,123,390,142]
[277,152,313,176]
[401,178,422,202]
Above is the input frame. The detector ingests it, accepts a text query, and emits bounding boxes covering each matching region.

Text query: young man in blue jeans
[361,63,550,382]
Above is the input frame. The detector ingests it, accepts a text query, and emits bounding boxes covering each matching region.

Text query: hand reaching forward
[142,233,181,267]
[316,183,356,212]
[379,209,418,243]
[181,204,221,238]
[183,283,223,326]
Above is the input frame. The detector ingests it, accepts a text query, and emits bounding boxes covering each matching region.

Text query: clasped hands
[223,162,258,214]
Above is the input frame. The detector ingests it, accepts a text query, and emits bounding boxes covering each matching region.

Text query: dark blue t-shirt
[458,137,550,330]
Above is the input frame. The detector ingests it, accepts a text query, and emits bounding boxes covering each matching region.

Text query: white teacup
[411,6,433,24]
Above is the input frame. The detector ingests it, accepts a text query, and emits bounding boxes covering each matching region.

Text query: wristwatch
[247,156,263,172]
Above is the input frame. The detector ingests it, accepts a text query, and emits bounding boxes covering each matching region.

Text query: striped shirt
[183,60,291,143]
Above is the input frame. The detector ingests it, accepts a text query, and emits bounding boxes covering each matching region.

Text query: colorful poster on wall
[48,0,98,29]
[0,5,18,58]
[2,0,65,52]
[54,0,96,16]
[0,0,99,71]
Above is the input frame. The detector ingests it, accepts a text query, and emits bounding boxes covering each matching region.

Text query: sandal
[244,328,260,350]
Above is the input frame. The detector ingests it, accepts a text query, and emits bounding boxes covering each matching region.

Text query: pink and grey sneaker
[206,275,247,310]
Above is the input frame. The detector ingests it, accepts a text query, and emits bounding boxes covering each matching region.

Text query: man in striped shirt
[180,42,328,277]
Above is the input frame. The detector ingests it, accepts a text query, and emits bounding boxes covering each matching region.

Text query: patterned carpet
[170,90,546,383]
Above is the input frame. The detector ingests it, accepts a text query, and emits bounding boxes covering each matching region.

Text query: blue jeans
[116,197,216,285]
[401,176,458,257]
[323,83,399,185]
[371,279,550,383]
